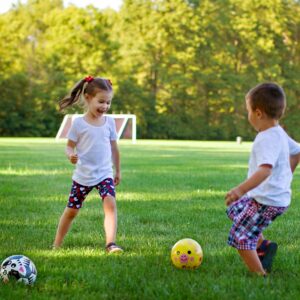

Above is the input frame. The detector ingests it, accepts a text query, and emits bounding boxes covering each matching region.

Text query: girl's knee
[65,207,79,219]
[103,196,117,211]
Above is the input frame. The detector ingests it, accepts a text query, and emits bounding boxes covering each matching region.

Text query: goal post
[55,114,136,143]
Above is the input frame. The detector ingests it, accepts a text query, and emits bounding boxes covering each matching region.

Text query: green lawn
[0,138,299,300]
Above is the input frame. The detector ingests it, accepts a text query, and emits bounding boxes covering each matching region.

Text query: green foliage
[0,0,300,140]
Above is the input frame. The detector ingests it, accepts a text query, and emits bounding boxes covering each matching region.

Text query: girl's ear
[84,93,92,102]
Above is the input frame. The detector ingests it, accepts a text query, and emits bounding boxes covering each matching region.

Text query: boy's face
[246,97,262,131]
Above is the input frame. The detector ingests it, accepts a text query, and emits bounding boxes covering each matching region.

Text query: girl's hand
[66,140,77,164]
[68,153,78,164]
[114,172,121,186]
[225,187,243,206]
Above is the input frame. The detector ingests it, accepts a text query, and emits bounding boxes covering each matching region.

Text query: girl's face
[85,90,113,118]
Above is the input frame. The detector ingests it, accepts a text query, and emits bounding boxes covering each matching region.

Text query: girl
[53,76,123,253]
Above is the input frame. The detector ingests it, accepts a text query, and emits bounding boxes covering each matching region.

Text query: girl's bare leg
[53,207,79,248]
[102,196,117,245]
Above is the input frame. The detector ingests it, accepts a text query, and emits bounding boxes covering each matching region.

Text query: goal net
[55,114,136,143]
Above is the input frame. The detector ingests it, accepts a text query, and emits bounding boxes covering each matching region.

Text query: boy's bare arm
[290,152,300,173]
[225,165,272,206]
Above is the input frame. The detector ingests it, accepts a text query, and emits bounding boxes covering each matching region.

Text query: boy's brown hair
[246,82,286,120]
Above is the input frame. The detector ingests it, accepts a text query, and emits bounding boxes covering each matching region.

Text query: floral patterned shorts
[67,178,115,209]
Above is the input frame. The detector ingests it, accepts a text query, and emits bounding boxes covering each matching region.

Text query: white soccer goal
[55,114,136,143]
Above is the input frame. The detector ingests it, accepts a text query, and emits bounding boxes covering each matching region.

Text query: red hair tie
[85,75,94,83]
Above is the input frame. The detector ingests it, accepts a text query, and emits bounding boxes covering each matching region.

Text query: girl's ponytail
[59,76,112,111]
[59,79,86,111]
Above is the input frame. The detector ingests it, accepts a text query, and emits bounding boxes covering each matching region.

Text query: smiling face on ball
[171,238,203,269]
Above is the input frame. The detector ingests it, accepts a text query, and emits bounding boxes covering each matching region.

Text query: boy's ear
[255,108,263,119]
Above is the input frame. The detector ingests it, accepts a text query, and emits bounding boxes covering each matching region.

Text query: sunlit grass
[0,168,68,176]
[0,138,299,300]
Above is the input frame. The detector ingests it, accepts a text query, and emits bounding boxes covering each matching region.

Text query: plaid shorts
[226,196,287,250]
[67,178,116,209]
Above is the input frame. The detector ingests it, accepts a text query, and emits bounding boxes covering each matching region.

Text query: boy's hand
[225,165,271,206]
[114,172,121,186]
[68,153,78,164]
[225,187,243,206]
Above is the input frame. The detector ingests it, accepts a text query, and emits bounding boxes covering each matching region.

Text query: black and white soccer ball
[0,255,37,285]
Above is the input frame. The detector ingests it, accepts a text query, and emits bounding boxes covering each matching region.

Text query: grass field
[0,138,300,300]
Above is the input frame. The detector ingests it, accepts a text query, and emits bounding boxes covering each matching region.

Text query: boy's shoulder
[259,125,287,138]
[254,127,288,150]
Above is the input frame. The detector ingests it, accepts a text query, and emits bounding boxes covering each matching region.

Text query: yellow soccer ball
[171,238,203,269]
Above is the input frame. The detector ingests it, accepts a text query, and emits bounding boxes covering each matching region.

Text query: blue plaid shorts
[226,196,287,250]
[67,178,115,209]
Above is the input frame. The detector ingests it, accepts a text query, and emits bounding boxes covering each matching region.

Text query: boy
[225,82,300,276]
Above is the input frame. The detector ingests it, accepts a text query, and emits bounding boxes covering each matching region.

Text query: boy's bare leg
[102,196,117,245]
[256,234,264,249]
[53,207,79,248]
[238,249,266,275]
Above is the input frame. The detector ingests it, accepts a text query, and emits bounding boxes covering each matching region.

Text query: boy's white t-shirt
[247,125,300,207]
[67,116,117,186]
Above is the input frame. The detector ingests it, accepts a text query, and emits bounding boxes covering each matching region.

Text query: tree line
[0,0,300,140]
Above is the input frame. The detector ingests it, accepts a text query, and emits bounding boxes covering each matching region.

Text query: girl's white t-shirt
[67,116,117,186]
[247,125,300,207]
